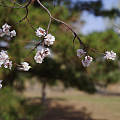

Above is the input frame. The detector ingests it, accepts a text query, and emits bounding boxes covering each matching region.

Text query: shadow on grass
[22,97,107,120]
[41,99,107,120]
[22,97,45,120]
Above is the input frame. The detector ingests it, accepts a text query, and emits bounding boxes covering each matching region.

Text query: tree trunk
[41,79,47,104]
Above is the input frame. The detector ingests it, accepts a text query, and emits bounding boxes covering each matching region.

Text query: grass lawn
[23,82,120,120]
[46,90,120,120]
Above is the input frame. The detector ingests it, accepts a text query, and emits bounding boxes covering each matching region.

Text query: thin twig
[14,0,32,25]
[37,0,52,34]
[15,7,29,25]
[0,0,31,8]
[10,0,23,7]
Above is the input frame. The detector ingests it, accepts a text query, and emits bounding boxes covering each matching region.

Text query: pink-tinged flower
[0,23,16,38]
[36,27,46,37]
[0,50,13,69]
[0,50,9,67]
[2,23,11,31]
[4,60,12,70]
[44,48,51,56]
[34,49,44,64]
[82,56,93,67]
[19,62,31,71]
[104,51,116,60]
[44,34,55,46]
[77,49,86,58]
[34,48,51,64]
[34,53,44,64]
[2,23,11,36]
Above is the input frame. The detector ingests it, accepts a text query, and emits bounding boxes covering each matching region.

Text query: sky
[73,0,120,35]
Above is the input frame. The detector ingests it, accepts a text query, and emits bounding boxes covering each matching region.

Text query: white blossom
[0,23,16,38]
[34,55,43,64]
[34,48,51,64]
[34,53,44,64]
[0,80,2,89]
[77,49,86,58]
[44,34,55,46]
[82,56,93,67]
[10,30,16,37]
[44,48,51,56]
[104,51,116,60]
[36,27,46,37]
[2,23,11,29]
[0,28,5,37]
[34,49,44,64]
[0,50,9,67]
[2,23,11,36]
[19,62,31,71]
[4,60,12,70]
[0,50,12,69]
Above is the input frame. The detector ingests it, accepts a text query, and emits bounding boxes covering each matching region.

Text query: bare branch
[15,7,29,25]
[37,0,52,34]
[10,0,24,7]
[14,0,32,25]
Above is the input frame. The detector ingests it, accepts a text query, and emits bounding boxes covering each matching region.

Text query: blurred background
[0,0,120,120]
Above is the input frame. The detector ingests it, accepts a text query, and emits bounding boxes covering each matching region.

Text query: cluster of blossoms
[0,23,16,38]
[0,23,117,88]
[104,51,116,60]
[34,48,50,63]
[77,49,93,67]
[0,23,31,72]
[82,56,93,67]
[77,49,116,67]
[0,50,31,72]
[0,50,12,69]
[34,27,55,63]
[35,27,55,46]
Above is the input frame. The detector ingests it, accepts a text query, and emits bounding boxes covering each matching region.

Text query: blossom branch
[0,0,117,77]
[37,0,86,49]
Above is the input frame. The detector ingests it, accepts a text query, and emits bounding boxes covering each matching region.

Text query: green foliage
[0,87,24,120]
[24,101,45,120]
[85,30,120,51]
[0,87,44,120]
[83,30,120,86]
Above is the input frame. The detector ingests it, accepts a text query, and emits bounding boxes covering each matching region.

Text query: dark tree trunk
[41,79,47,104]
